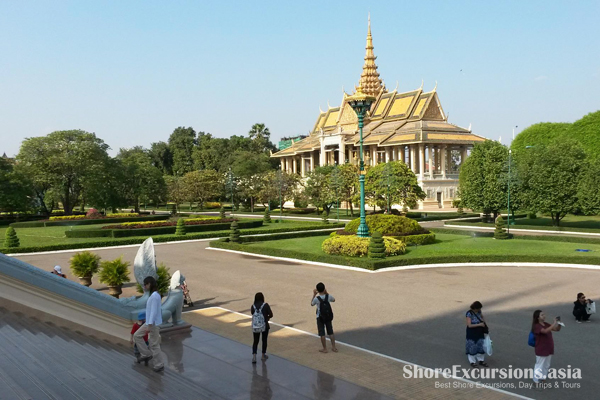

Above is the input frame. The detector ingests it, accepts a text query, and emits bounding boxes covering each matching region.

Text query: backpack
[252,303,266,333]
[528,331,536,347]
[317,294,334,322]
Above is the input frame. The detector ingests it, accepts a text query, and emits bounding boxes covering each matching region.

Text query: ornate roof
[271,18,486,158]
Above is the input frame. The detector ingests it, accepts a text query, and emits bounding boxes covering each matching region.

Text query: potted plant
[98,256,131,298]
[135,263,171,297]
[69,251,101,286]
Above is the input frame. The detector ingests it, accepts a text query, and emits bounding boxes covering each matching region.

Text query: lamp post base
[357,223,370,238]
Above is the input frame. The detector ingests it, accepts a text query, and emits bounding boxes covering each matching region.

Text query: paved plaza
[17,241,600,399]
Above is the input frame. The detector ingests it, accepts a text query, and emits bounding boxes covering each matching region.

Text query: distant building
[271,19,485,209]
[278,136,307,151]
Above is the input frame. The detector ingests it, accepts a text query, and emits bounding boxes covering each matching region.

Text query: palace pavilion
[271,19,486,209]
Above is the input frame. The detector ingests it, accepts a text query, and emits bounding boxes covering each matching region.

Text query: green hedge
[392,232,436,246]
[11,215,170,228]
[430,227,600,244]
[0,223,342,254]
[66,220,264,238]
[208,239,600,270]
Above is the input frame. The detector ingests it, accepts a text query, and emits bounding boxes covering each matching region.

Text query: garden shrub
[98,256,131,286]
[230,220,240,243]
[368,232,385,258]
[204,202,221,209]
[175,218,186,236]
[4,227,19,248]
[527,212,537,219]
[86,208,103,219]
[321,210,329,224]
[219,207,226,219]
[392,232,436,246]
[264,208,271,223]
[293,194,309,208]
[344,214,423,235]
[494,216,510,240]
[322,234,406,257]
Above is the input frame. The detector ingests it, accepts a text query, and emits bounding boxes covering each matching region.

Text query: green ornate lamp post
[347,85,376,237]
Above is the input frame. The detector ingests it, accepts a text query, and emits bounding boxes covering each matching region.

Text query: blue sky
[1,1,599,157]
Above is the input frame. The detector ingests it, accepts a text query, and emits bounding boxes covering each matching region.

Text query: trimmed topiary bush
[392,232,436,246]
[322,234,405,257]
[4,226,19,248]
[494,216,510,240]
[263,208,271,223]
[368,232,386,258]
[321,210,329,224]
[345,214,423,235]
[230,220,241,243]
[175,218,186,236]
[219,207,226,219]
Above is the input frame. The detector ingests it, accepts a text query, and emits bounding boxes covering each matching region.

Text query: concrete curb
[206,247,600,274]
[444,224,600,237]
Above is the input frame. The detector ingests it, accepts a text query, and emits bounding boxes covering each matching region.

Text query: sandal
[479,361,489,367]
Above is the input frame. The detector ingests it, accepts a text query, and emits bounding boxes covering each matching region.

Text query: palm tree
[248,123,270,141]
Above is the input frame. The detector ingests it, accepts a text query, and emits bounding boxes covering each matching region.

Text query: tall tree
[149,141,173,175]
[85,157,129,212]
[335,163,359,216]
[117,147,166,213]
[578,161,600,216]
[517,139,586,226]
[365,161,425,211]
[16,130,110,215]
[458,141,509,218]
[165,175,187,213]
[168,127,196,176]
[181,170,224,209]
[303,166,336,213]
[0,157,33,213]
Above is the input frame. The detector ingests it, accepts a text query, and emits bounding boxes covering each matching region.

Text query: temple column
[310,152,314,172]
[319,138,326,167]
[399,146,405,163]
[410,145,416,173]
[419,144,425,180]
[339,141,345,165]
[429,146,434,179]
[385,147,391,163]
[291,157,296,174]
[300,156,306,177]
[280,158,284,171]
[441,144,447,178]
[461,146,468,166]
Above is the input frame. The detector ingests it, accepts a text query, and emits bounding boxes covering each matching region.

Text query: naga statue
[119,238,187,329]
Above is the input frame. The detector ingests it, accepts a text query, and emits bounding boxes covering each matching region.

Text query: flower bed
[10,214,169,228]
[103,217,232,230]
[48,213,139,221]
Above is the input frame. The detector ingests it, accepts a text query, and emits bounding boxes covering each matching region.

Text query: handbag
[528,331,536,347]
[483,334,493,356]
[586,301,596,315]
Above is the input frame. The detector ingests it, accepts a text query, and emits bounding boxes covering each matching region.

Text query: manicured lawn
[446,215,600,233]
[244,233,600,263]
[1,219,333,249]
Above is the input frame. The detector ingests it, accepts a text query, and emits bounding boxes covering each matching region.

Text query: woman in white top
[133,276,164,372]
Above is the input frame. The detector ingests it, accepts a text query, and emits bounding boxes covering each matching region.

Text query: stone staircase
[0,307,221,400]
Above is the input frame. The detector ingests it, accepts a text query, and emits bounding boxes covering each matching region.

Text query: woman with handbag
[465,301,488,368]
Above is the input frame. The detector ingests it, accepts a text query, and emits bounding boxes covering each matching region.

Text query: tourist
[130,311,149,363]
[465,301,488,367]
[50,265,67,278]
[532,310,561,386]
[250,292,273,363]
[572,293,593,323]
[311,282,337,353]
[133,276,164,372]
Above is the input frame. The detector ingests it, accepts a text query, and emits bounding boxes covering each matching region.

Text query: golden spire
[358,14,384,97]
